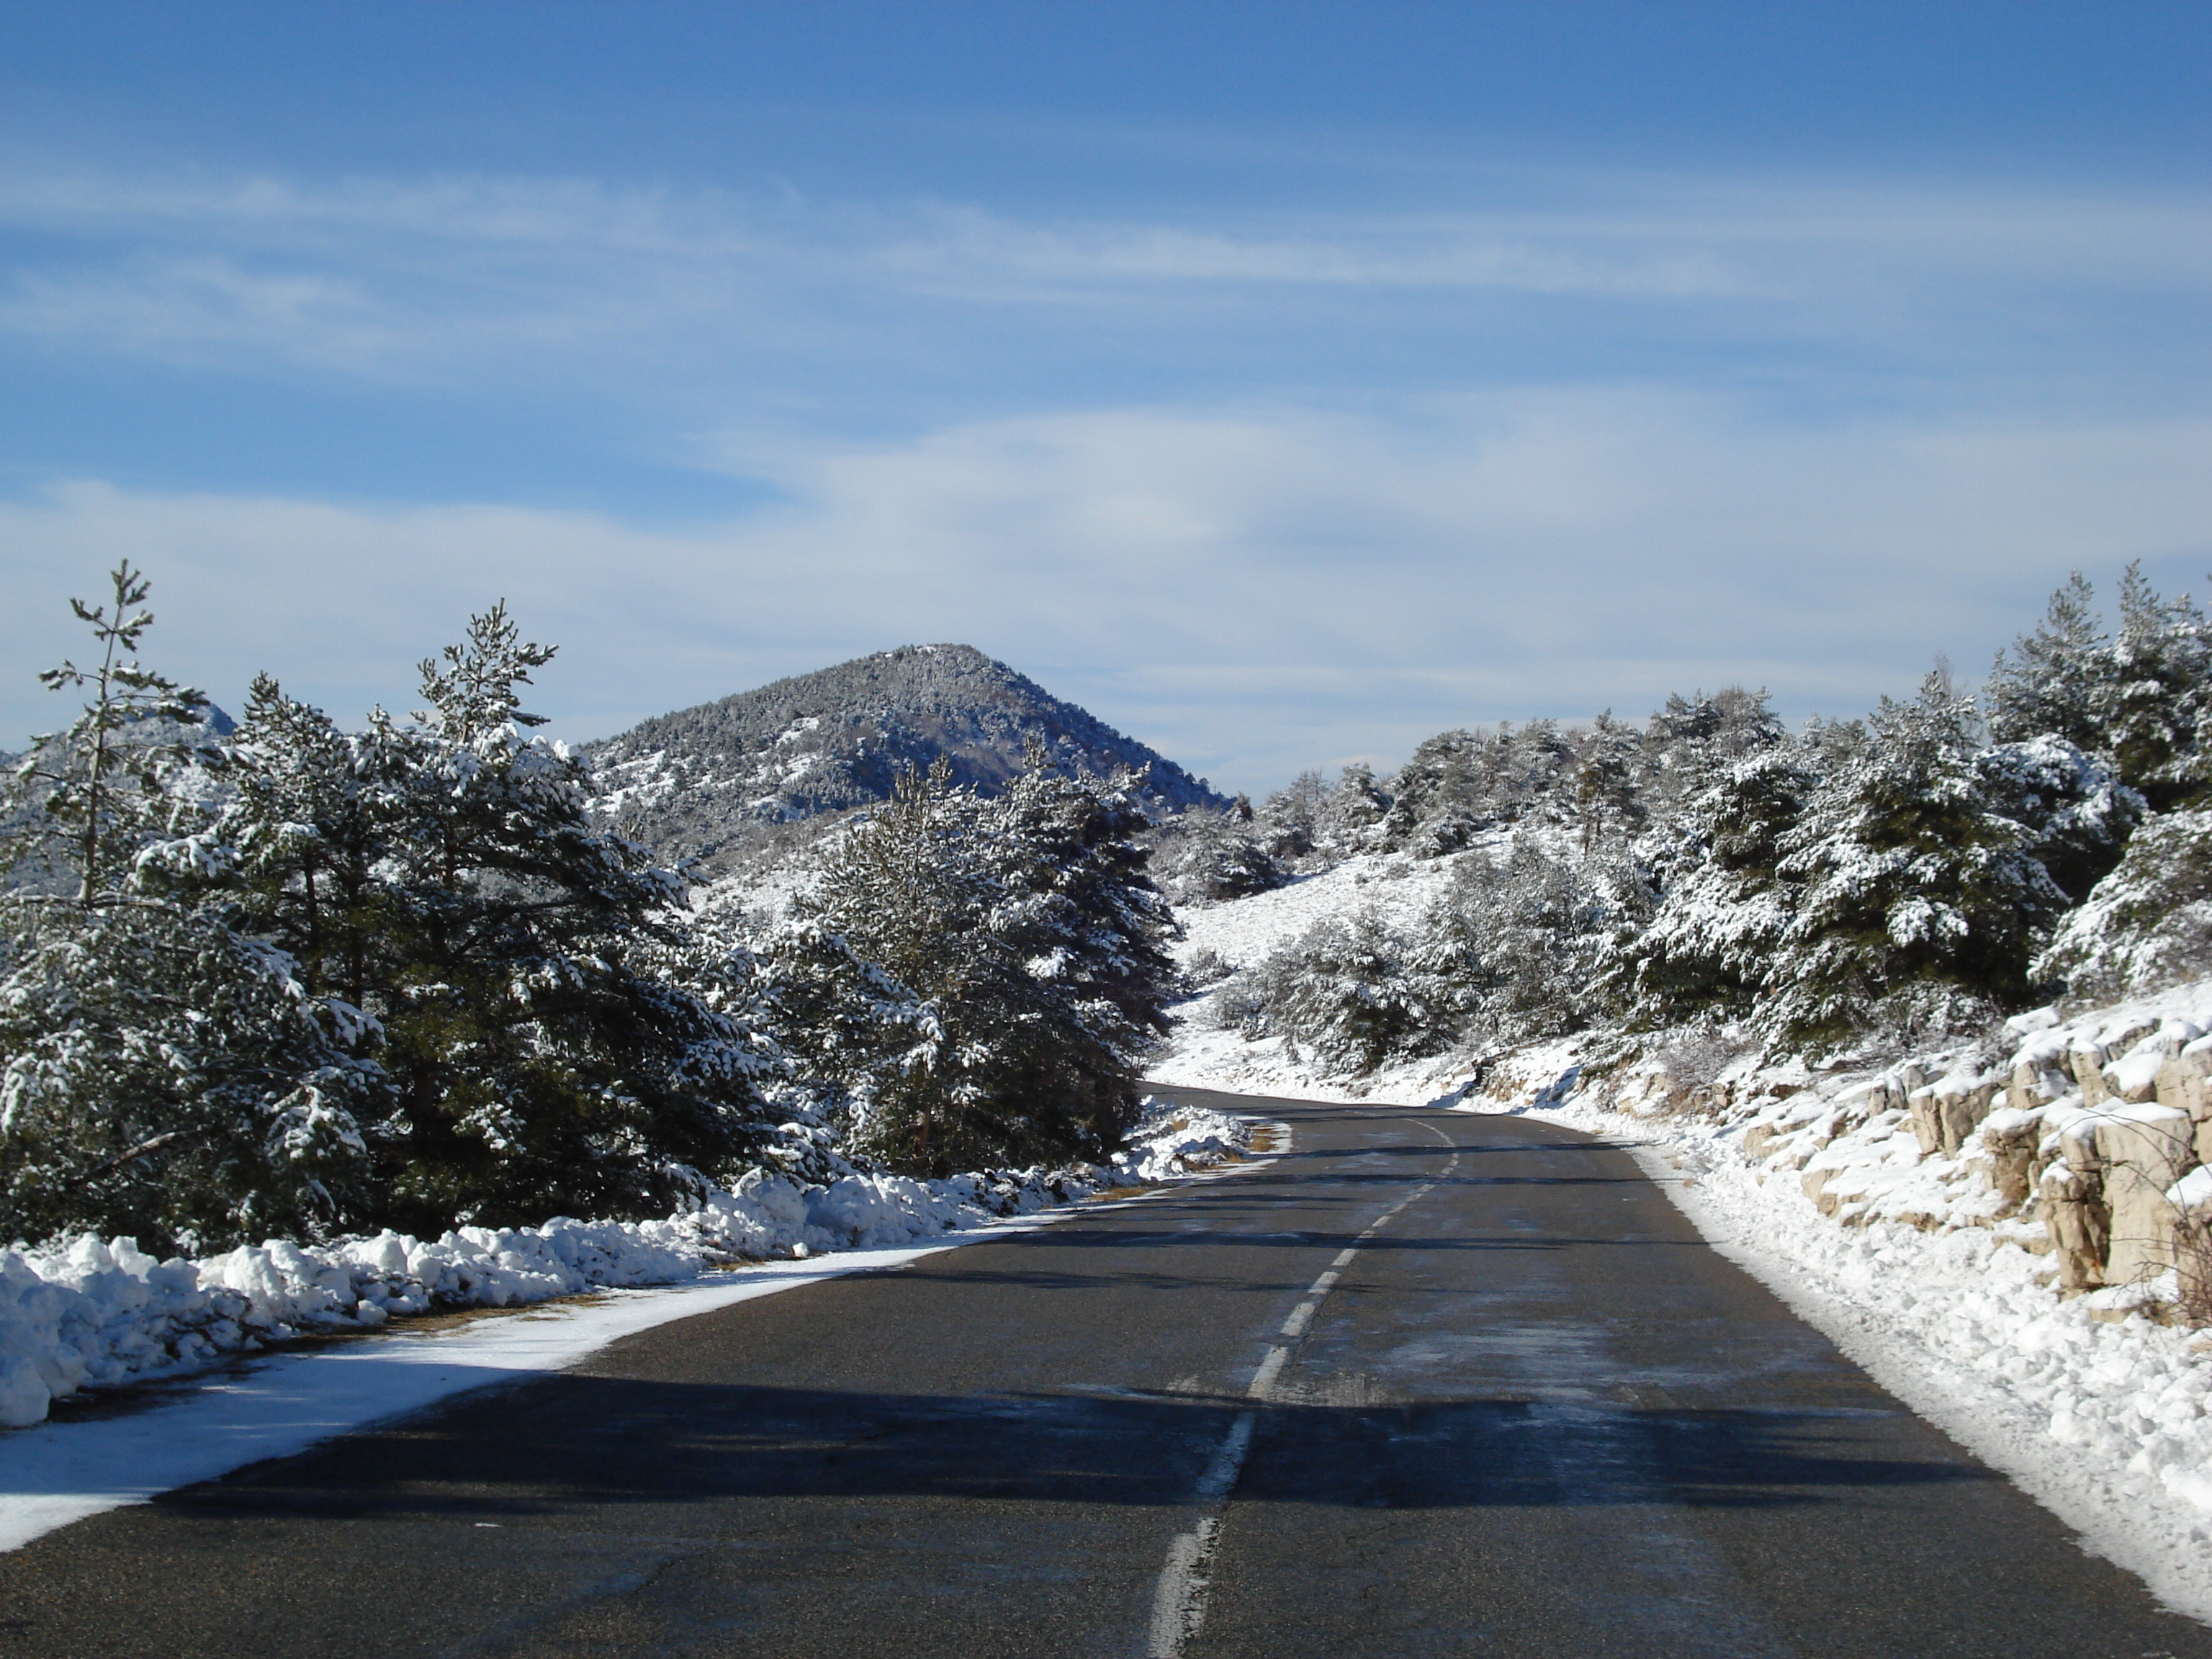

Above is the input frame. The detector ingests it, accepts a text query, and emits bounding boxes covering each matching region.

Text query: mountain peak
[587,646,1223,876]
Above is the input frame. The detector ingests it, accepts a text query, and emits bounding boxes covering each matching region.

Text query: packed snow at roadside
[0,1097,1254,1432]
[1156,850,2212,1625]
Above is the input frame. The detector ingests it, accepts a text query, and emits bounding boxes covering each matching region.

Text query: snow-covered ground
[0,1099,1255,1436]
[1156,854,2212,1625]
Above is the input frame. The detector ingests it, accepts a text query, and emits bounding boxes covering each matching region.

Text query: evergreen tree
[1154,804,1285,902]
[2035,808,2212,1000]
[348,603,774,1231]
[1763,673,2067,1048]
[1252,909,1437,1075]
[801,752,1175,1175]
[1416,835,1642,1047]
[1641,686,1786,819]
[1973,734,2141,905]
[1572,709,1650,850]
[1625,747,1815,1027]
[1986,571,2112,751]
[9,561,224,902]
[1313,762,1393,858]
[2099,563,2212,809]
[1258,770,1326,865]
[1,566,375,1251]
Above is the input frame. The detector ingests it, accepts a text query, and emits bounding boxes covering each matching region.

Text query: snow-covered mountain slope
[585,644,1226,879]
[1153,860,2212,1624]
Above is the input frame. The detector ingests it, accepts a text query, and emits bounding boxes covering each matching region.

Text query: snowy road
[3,1092,2209,1657]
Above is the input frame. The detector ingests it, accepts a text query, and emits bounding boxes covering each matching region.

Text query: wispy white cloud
[6,392,2207,787]
[0,154,2202,394]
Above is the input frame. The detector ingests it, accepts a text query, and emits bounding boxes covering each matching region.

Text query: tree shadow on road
[130,1373,1995,1527]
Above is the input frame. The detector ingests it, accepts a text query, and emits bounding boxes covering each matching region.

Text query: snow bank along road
[4,1093,2208,1658]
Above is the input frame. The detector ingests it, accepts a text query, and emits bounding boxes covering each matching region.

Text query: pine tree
[2099,564,2212,809]
[1625,747,1815,1027]
[1312,762,1393,858]
[1,567,376,1252]
[1973,734,2141,905]
[11,561,223,903]
[1253,909,1437,1075]
[1642,686,1785,820]
[801,752,1175,1174]
[346,603,774,1231]
[1416,835,1642,1047]
[2035,808,2212,999]
[1986,571,2112,751]
[1572,709,1649,850]
[1155,804,1285,902]
[1763,673,2067,1048]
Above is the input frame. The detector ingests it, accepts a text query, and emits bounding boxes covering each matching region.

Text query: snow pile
[0,1099,1254,1429]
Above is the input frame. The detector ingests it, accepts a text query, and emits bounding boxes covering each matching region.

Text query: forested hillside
[0,573,1184,1260]
[1157,566,2210,1073]
[585,643,1226,879]
[8,558,2211,1270]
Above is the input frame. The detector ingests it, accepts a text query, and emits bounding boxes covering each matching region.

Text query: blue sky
[3,3,2208,791]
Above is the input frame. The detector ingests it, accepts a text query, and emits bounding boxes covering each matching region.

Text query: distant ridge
[586,644,1225,877]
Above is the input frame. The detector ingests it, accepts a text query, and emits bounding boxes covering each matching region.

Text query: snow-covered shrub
[1418,835,1642,1048]
[1151,804,1287,904]
[2038,811,2212,1001]
[1250,909,1439,1076]
[1183,946,1233,988]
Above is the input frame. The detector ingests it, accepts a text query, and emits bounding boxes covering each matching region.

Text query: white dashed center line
[1145,1115,1463,1658]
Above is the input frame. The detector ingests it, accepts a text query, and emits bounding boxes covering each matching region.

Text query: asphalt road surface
[4,1089,2209,1658]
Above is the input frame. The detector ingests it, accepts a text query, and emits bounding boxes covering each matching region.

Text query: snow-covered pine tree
[1624,747,1815,1028]
[1257,770,1326,867]
[1763,673,2068,1049]
[1972,734,2141,907]
[1986,571,2112,753]
[979,752,1179,1155]
[2098,563,2212,811]
[1311,762,1393,859]
[744,916,937,1150]
[8,561,224,901]
[798,757,1005,1172]
[219,674,412,1018]
[1571,709,1650,850]
[1,566,377,1251]
[1416,834,1642,1048]
[1154,802,1285,902]
[2035,809,2212,1001]
[801,750,1176,1174]
[278,603,778,1233]
[1640,686,1786,822]
[1378,729,1485,853]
